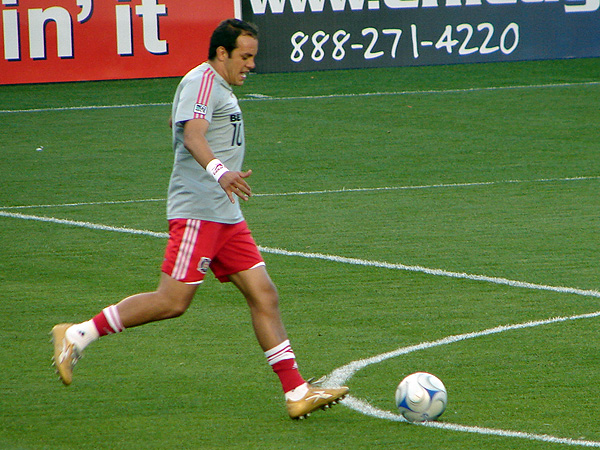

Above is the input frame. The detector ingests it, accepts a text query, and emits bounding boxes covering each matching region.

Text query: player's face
[223,35,258,86]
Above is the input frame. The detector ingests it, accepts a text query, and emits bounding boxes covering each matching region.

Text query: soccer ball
[395,372,447,422]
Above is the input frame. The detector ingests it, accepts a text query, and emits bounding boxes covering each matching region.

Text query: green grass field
[1,58,599,449]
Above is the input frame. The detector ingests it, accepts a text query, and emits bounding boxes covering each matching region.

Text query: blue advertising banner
[241,0,600,72]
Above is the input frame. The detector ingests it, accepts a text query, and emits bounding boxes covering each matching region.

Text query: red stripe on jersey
[193,69,215,120]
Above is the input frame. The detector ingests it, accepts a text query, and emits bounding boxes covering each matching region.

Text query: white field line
[252,175,600,198]
[1,210,599,300]
[2,78,598,446]
[261,246,600,298]
[0,198,167,210]
[344,396,600,448]
[240,81,600,103]
[1,81,598,114]
[324,311,600,447]
[2,208,599,446]
[0,211,169,239]
[0,102,170,114]
[1,175,598,210]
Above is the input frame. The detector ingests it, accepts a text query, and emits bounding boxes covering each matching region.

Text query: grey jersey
[167,62,245,223]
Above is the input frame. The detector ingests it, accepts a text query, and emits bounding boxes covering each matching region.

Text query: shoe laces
[306,375,327,387]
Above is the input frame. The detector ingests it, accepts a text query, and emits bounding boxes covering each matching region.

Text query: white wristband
[206,158,229,182]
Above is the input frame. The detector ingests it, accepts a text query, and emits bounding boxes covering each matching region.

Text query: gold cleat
[287,384,349,420]
[51,323,80,386]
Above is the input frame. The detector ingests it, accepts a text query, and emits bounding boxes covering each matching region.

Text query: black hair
[208,19,258,60]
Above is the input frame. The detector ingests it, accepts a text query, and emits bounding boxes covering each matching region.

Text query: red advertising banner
[0,0,235,85]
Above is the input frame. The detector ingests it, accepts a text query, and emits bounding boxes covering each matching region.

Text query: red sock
[92,305,125,337]
[272,359,306,393]
[265,340,305,393]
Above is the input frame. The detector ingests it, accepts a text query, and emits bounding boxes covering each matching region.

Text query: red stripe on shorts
[172,219,201,280]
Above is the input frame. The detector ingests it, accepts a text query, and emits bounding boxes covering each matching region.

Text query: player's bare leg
[230,266,349,419]
[116,273,198,328]
[229,266,287,351]
[52,273,197,385]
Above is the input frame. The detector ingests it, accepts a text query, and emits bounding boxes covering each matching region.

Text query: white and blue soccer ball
[395,372,447,422]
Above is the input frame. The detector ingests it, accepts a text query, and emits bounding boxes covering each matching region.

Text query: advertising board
[0,0,235,85]
[3,0,596,84]
[241,0,600,72]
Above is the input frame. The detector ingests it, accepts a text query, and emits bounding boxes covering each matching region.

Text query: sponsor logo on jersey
[194,103,208,115]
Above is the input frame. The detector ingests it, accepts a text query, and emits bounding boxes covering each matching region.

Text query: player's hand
[219,169,252,203]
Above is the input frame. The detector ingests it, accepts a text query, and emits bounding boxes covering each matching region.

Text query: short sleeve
[174,69,217,125]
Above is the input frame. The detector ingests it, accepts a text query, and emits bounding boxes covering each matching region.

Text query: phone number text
[290,22,520,63]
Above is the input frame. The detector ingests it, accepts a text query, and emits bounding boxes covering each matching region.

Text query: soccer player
[51,18,348,420]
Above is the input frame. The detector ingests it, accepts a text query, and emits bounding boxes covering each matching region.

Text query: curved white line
[2,210,599,444]
[324,311,600,447]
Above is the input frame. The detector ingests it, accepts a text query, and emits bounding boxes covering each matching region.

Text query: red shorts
[161,219,265,284]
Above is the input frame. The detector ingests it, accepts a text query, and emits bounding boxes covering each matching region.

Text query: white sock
[66,320,99,352]
[285,382,309,402]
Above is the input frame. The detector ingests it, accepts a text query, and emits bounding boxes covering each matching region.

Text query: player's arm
[182,118,252,203]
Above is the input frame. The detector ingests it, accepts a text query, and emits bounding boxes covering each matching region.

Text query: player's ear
[216,46,229,61]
